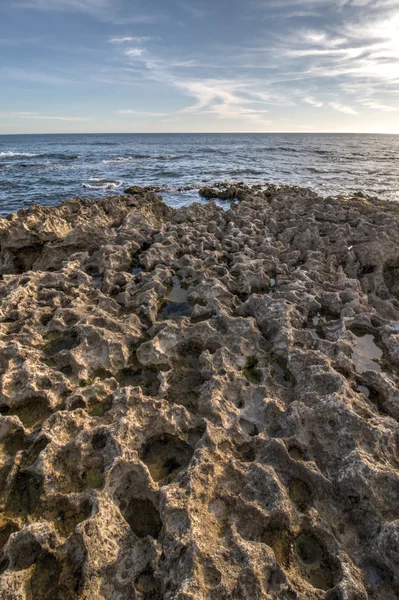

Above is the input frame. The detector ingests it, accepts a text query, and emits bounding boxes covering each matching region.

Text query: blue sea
[0,133,398,214]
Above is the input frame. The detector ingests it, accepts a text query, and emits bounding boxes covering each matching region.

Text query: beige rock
[0,184,398,599]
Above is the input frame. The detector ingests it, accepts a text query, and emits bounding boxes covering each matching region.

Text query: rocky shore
[0,183,398,600]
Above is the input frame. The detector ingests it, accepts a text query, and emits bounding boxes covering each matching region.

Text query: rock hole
[295,534,338,591]
[140,434,194,483]
[261,522,292,568]
[383,259,399,299]
[187,424,206,446]
[271,360,294,388]
[1,425,25,456]
[287,446,305,461]
[176,339,204,367]
[12,538,42,570]
[41,496,92,537]
[0,556,10,576]
[44,332,79,357]
[295,535,322,567]
[359,264,375,277]
[91,431,108,450]
[11,244,44,273]
[242,356,262,384]
[122,498,162,539]
[134,566,162,599]
[6,470,44,516]
[30,550,62,600]
[5,396,52,430]
[235,442,256,462]
[117,367,160,396]
[0,521,19,556]
[81,467,104,489]
[289,479,312,512]
[239,418,259,437]
[22,436,49,468]
[92,368,114,380]
[166,368,205,412]
[87,394,113,417]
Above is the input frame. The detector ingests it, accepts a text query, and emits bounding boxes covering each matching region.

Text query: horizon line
[0,131,398,136]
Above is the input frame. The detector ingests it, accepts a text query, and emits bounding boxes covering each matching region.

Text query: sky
[0,0,399,134]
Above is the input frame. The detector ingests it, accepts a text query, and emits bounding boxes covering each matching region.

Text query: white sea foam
[82,179,123,190]
[0,151,38,157]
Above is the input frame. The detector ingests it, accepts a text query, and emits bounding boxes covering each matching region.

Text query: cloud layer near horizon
[1,0,398,133]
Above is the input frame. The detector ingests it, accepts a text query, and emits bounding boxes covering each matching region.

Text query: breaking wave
[82,179,123,190]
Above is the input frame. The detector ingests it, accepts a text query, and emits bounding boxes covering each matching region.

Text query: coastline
[1,183,399,598]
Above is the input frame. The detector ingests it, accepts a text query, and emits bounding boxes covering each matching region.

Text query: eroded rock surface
[0,184,399,599]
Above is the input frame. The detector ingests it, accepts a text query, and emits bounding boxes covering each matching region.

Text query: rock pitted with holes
[0,184,399,599]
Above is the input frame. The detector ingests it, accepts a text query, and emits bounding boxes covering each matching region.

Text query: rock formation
[0,183,398,599]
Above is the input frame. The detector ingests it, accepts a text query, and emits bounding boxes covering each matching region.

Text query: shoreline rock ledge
[0,184,398,600]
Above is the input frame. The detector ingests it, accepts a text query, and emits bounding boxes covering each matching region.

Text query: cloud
[0,112,89,121]
[330,102,358,115]
[304,96,323,107]
[358,99,398,111]
[124,48,145,57]
[118,109,169,116]
[109,36,155,44]
[0,67,77,85]
[13,0,161,24]
[15,0,110,14]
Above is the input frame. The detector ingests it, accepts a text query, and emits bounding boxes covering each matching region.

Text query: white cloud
[118,109,169,116]
[109,36,154,44]
[304,96,323,107]
[13,0,161,24]
[15,0,110,14]
[0,111,89,121]
[124,48,145,57]
[330,102,358,115]
[359,99,398,111]
[0,67,76,85]
[20,115,90,121]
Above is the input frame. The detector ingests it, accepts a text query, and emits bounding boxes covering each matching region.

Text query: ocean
[0,133,398,214]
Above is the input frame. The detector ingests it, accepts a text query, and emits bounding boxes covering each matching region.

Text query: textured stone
[0,184,398,599]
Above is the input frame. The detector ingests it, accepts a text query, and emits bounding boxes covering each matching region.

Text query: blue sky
[0,0,398,133]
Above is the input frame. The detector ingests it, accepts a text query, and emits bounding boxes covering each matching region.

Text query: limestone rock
[0,184,398,599]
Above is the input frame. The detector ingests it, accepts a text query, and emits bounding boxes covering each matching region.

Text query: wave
[307,167,329,174]
[229,168,263,175]
[102,153,188,164]
[82,179,123,190]
[0,151,38,157]
[92,142,119,146]
[0,151,80,161]
[263,147,300,153]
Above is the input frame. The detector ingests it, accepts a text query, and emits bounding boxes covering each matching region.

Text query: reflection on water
[159,276,194,320]
[352,333,382,374]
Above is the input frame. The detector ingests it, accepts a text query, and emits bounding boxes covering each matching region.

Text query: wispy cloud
[118,109,169,116]
[124,48,145,57]
[109,36,155,44]
[0,111,89,121]
[330,102,358,115]
[0,67,77,85]
[358,99,398,112]
[13,0,162,24]
[304,96,323,107]
[21,115,90,121]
